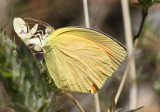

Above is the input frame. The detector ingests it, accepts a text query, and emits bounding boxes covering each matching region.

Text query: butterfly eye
[45,27,53,34]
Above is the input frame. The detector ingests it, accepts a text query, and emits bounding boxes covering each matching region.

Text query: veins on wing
[55,46,105,85]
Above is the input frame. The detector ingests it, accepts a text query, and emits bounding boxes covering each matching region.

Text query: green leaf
[38,101,49,112]
[137,0,160,14]
[153,77,160,95]
[9,103,31,112]
[56,110,66,112]
[1,71,13,78]
[46,95,56,112]
[0,30,56,112]
[107,93,116,112]
[152,1,160,5]
[137,0,152,12]
[114,108,122,112]
[127,106,144,112]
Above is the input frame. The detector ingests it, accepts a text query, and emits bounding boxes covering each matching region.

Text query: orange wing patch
[92,83,99,93]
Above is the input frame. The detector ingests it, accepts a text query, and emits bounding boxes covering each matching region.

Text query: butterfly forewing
[43,28,126,93]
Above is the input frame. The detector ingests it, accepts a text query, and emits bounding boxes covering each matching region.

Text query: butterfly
[13,17,127,94]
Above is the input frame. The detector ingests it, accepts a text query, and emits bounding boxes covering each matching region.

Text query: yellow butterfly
[13,18,127,94]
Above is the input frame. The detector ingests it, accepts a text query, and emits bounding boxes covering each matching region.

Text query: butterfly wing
[43,27,127,93]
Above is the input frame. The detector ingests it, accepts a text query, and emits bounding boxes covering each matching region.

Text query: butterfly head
[45,26,54,35]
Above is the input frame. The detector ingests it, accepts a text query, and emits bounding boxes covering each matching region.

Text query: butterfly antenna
[24,17,53,30]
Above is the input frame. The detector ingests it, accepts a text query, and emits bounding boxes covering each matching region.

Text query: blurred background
[0,0,160,112]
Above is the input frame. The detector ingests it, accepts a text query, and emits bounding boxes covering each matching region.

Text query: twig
[94,93,100,112]
[115,38,138,105]
[83,0,90,28]
[134,11,148,40]
[64,92,85,112]
[115,4,148,105]
[83,0,100,112]
[120,0,137,109]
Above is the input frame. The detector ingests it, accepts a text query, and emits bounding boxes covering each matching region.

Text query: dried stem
[83,0,90,28]
[120,0,137,109]
[115,2,148,106]
[94,93,100,112]
[83,0,100,112]
[134,11,148,40]
[64,92,85,112]
[115,38,138,105]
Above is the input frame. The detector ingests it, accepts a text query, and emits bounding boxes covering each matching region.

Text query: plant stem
[134,11,148,40]
[64,92,85,112]
[83,0,100,112]
[94,93,100,112]
[115,1,148,106]
[83,0,90,28]
[115,38,138,105]
[120,0,137,109]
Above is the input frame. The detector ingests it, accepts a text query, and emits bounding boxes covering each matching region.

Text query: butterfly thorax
[42,26,55,48]
[42,34,56,53]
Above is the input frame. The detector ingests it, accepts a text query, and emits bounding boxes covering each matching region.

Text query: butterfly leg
[33,51,45,55]
[29,42,43,52]
[29,44,36,49]
[32,30,45,42]
[35,30,45,37]
[31,33,44,42]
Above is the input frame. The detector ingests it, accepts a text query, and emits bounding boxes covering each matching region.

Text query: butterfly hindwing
[44,27,127,93]
[53,27,126,72]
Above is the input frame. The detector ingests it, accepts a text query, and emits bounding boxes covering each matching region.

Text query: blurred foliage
[137,0,160,13]
[154,78,160,95]
[137,20,160,95]
[106,94,143,112]
[127,106,144,112]
[0,30,57,112]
